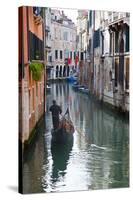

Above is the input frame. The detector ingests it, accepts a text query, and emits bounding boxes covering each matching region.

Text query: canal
[23,82,129,194]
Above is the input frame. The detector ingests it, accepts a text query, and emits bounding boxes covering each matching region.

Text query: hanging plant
[29,62,44,81]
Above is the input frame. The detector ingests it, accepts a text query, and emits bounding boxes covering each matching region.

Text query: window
[89,11,92,27]
[60,50,63,59]
[49,56,52,62]
[63,31,68,41]
[125,25,129,52]
[55,50,58,59]
[93,29,100,48]
[55,28,58,39]
[115,31,119,53]
[33,7,42,16]
[102,34,104,55]
[29,31,44,61]
[125,58,129,89]
[115,58,119,87]
[110,32,113,54]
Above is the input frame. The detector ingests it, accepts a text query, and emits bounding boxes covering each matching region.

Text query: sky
[52,7,78,25]
[62,8,78,25]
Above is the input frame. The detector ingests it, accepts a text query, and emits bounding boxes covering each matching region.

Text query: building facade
[19,6,45,144]
[77,10,89,87]
[102,11,130,111]
[45,7,53,81]
[49,9,77,80]
[78,10,130,112]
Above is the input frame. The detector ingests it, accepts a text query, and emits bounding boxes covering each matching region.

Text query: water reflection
[23,82,129,193]
[51,138,73,186]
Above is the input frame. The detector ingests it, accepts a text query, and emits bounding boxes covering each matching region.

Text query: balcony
[108,12,127,26]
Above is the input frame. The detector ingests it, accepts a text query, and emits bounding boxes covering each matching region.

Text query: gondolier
[49,100,62,130]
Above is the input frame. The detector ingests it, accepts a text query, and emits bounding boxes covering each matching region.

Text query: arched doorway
[63,65,66,77]
[59,65,62,77]
[67,65,70,77]
[56,65,59,78]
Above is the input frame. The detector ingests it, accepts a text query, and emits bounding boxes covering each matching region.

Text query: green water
[23,82,129,193]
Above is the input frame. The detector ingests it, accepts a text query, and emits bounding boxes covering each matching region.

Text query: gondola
[51,109,74,144]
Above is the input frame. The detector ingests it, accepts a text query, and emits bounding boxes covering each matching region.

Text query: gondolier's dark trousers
[52,116,59,130]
